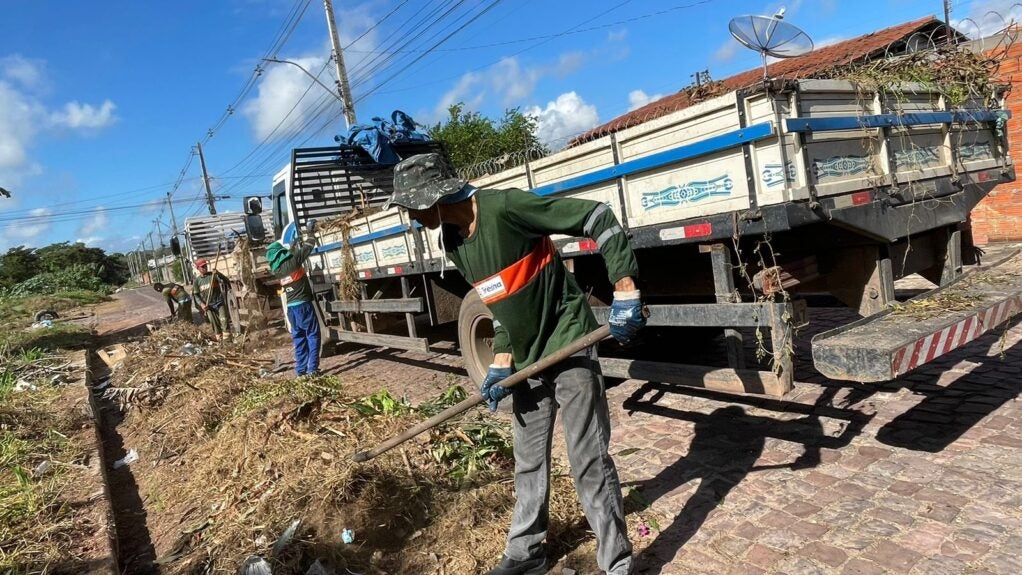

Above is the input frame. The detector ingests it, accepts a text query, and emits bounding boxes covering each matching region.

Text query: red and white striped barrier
[890,296,1022,378]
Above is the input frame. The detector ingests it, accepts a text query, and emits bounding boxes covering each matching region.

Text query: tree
[0,246,40,288]
[34,242,129,285]
[428,103,547,172]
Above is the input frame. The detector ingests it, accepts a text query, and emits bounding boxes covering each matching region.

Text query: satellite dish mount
[729,8,814,80]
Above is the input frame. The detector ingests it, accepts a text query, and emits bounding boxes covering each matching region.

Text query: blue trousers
[287,301,321,375]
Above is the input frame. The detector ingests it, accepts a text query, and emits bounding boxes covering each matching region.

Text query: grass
[0,382,87,572]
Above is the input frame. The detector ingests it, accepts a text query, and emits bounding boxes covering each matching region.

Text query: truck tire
[457,290,494,386]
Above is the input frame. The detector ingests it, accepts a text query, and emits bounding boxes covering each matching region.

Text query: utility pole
[147,232,162,283]
[196,142,217,215]
[166,192,189,283]
[127,250,136,283]
[154,219,167,283]
[943,0,953,44]
[323,0,357,129]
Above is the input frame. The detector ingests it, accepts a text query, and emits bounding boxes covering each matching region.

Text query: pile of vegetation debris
[0,345,113,573]
[101,322,655,574]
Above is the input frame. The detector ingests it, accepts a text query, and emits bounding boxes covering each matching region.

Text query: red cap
[195,258,208,268]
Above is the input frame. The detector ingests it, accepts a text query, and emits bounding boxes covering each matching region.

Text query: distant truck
[182,211,276,331]
[247,79,1018,395]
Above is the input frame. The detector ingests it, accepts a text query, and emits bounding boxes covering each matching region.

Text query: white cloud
[0,81,46,176]
[50,100,118,129]
[628,89,665,111]
[75,236,103,247]
[714,39,741,63]
[0,55,46,91]
[5,207,52,241]
[953,0,1022,39]
[242,4,384,140]
[607,29,628,42]
[243,54,331,141]
[0,54,116,187]
[526,92,599,150]
[79,207,108,236]
[435,52,587,119]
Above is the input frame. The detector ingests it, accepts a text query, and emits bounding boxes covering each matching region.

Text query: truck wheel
[457,290,494,386]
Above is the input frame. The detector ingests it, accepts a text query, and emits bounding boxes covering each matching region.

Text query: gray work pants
[505,346,633,574]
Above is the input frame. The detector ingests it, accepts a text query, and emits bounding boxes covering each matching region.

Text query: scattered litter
[92,377,111,391]
[33,460,51,477]
[112,449,139,469]
[97,345,127,368]
[341,528,355,544]
[271,519,301,556]
[320,451,334,461]
[159,345,172,356]
[561,568,577,575]
[14,379,37,392]
[258,367,272,378]
[30,320,53,330]
[305,560,335,575]
[637,521,651,538]
[50,374,69,386]
[179,343,202,356]
[34,309,59,322]
[238,555,272,575]
[616,447,641,457]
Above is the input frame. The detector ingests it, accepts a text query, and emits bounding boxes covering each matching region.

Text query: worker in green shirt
[386,153,644,575]
[266,221,321,377]
[192,258,232,341]
[153,281,192,323]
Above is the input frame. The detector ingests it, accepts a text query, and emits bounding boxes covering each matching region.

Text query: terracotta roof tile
[569,16,940,146]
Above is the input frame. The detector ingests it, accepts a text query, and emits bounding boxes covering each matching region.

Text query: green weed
[416,384,469,416]
[430,421,513,481]
[351,389,410,416]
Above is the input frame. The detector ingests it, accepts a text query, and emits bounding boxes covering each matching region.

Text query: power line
[367,0,638,98]
[348,0,718,56]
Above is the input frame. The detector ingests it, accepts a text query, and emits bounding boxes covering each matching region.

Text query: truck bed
[307,79,1011,282]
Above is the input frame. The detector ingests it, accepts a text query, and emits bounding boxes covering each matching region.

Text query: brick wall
[970,39,1022,244]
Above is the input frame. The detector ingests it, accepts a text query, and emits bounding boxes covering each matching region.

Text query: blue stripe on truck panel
[530,121,775,197]
[311,223,409,254]
[311,123,778,252]
[785,110,1010,133]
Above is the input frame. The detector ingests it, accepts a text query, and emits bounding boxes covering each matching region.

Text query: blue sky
[0,0,1012,254]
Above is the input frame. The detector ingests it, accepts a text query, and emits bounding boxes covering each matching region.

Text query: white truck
[248,79,1018,395]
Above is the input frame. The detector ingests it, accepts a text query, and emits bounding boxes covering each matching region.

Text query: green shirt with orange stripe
[443,188,639,368]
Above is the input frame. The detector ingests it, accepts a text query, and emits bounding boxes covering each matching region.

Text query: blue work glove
[480,365,514,412]
[608,290,645,345]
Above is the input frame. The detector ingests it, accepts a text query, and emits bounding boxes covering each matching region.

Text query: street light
[262,57,354,131]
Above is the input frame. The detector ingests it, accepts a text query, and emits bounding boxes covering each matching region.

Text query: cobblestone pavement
[609,306,1022,575]
[310,253,1022,574]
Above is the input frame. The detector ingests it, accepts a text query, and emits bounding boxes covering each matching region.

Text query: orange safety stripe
[280,267,306,286]
[473,238,555,305]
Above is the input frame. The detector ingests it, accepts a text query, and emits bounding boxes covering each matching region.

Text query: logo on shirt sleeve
[475,275,507,302]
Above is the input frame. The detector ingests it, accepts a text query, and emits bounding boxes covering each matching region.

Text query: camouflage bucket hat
[385,153,467,211]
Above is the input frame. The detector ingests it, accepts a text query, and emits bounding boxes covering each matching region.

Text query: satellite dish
[729,9,814,79]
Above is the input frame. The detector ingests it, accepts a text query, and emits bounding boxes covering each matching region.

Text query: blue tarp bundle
[338,110,430,164]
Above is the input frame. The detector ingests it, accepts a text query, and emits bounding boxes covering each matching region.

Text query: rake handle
[351,324,612,463]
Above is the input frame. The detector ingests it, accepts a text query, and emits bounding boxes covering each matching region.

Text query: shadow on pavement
[619,383,872,574]
[874,321,1022,452]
